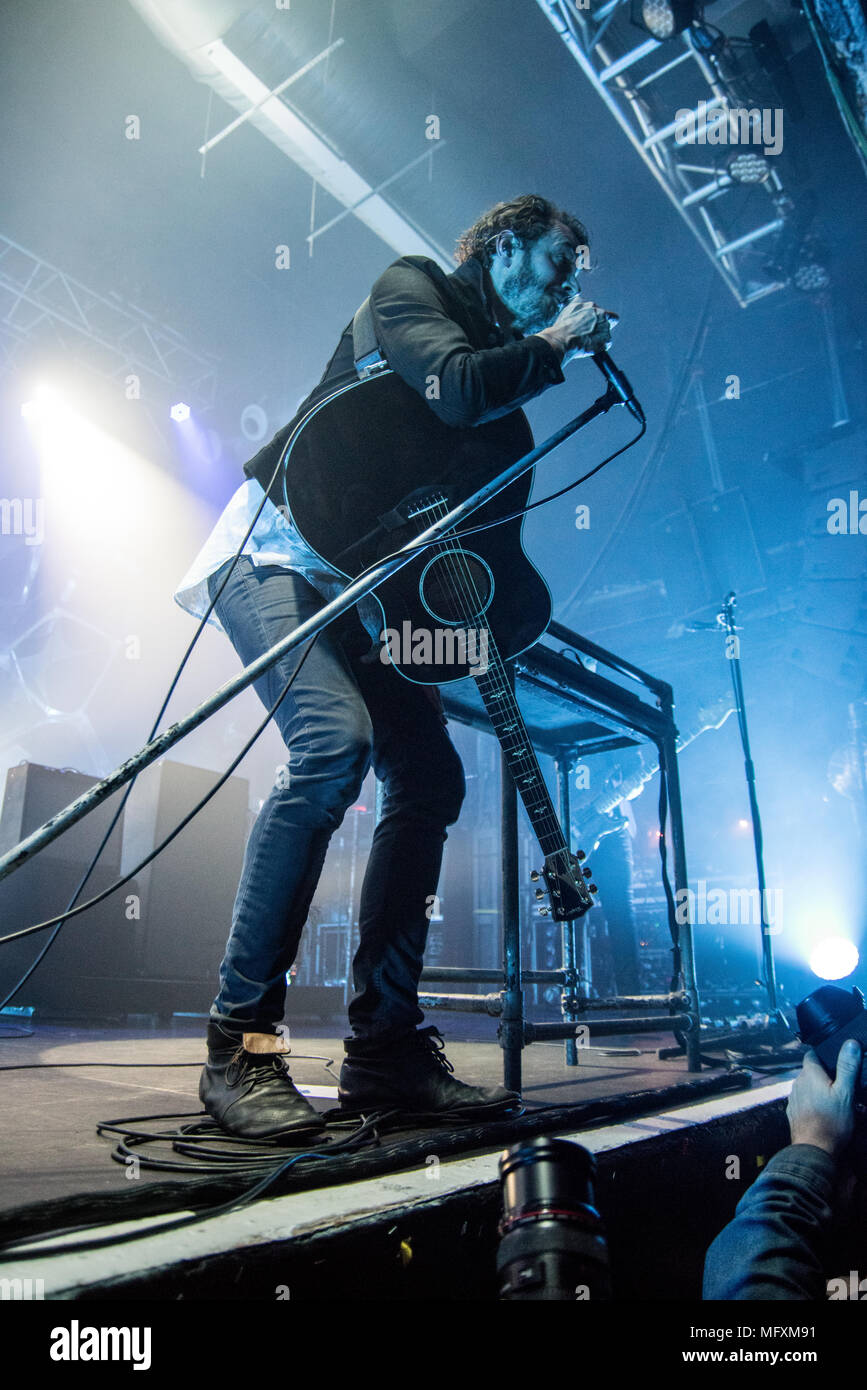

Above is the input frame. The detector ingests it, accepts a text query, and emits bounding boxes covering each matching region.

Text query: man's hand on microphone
[536,296,618,364]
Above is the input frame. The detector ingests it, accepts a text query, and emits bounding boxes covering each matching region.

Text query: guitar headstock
[531,850,597,922]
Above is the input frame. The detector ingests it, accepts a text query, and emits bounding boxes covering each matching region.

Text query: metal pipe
[715,220,785,257]
[573,993,688,1011]
[420,967,566,984]
[719,595,782,1026]
[598,38,660,82]
[682,177,730,207]
[818,293,851,428]
[525,1014,692,1041]
[418,979,686,1008]
[306,143,448,248]
[642,99,727,149]
[500,663,523,1092]
[633,48,694,89]
[417,992,504,1016]
[556,747,580,1066]
[197,40,344,155]
[545,620,669,695]
[658,695,703,1071]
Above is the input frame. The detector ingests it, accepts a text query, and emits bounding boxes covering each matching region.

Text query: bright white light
[170,402,190,422]
[29,391,207,592]
[21,386,61,422]
[809,937,860,980]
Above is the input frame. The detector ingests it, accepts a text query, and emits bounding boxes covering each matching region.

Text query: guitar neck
[474,640,569,862]
[589,699,736,820]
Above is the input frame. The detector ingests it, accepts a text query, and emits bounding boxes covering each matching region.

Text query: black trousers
[206,557,465,1041]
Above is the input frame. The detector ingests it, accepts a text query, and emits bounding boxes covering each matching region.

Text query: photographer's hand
[786,1041,861,1156]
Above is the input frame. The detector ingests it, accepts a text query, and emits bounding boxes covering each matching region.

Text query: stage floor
[0,1012,791,1217]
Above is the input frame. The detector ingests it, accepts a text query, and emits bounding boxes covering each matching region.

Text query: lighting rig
[534,0,830,305]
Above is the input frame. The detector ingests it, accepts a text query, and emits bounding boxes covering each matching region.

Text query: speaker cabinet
[0,762,125,871]
[0,759,250,1018]
[0,857,142,1017]
[120,759,249,992]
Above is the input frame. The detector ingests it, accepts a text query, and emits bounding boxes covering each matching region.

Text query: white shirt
[173,479,382,640]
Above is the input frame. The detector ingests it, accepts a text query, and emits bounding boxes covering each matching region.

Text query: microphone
[592,351,645,424]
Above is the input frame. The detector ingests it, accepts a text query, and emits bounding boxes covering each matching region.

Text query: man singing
[173,194,614,1137]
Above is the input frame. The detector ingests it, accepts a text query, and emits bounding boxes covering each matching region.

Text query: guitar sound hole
[418,550,494,625]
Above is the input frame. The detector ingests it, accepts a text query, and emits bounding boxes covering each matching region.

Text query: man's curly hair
[454,194,589,268]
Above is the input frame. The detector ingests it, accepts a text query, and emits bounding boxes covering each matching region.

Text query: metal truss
[0,234,219,411]
[185,33,452,267]
[534,0,794,306]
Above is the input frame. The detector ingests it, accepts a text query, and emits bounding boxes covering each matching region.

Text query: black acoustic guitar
[280,368,596,920]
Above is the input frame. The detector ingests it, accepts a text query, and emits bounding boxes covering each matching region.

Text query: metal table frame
[418,618,702,1090]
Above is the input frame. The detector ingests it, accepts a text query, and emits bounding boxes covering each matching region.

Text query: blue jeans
[206,557,465,1041]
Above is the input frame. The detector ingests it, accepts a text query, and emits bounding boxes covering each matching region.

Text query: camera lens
[796,985,867,1101]
[797,986,865,1048]
[497,1136,611,1300]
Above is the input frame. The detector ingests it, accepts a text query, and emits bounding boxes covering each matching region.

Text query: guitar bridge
[405,491,449,519]
[376,488,450,533]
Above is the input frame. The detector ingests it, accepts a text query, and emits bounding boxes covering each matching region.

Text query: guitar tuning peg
[535,889,545,900]
[538,906,550,916]
[588,883,598,894]
[582,866,592,879]
[530,869,541,882]
[576,849,586,862]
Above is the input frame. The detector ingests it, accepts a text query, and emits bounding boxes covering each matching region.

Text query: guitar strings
[424,505,582,883]
[418,497,577,871]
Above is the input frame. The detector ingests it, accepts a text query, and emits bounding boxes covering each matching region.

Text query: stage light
[727,151,770,185]
[21,386,62,422]
[630,0,696,41]
[809,937,859,981]
[793,257,831,294]
[170,402,191,422]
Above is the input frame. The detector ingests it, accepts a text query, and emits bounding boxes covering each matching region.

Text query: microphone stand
[697,593,793,1062]
[0,378,632,897]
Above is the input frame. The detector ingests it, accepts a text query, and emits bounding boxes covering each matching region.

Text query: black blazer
[243,254,564,510]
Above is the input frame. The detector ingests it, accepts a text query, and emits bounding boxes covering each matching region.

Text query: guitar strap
[351,297,389,380]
